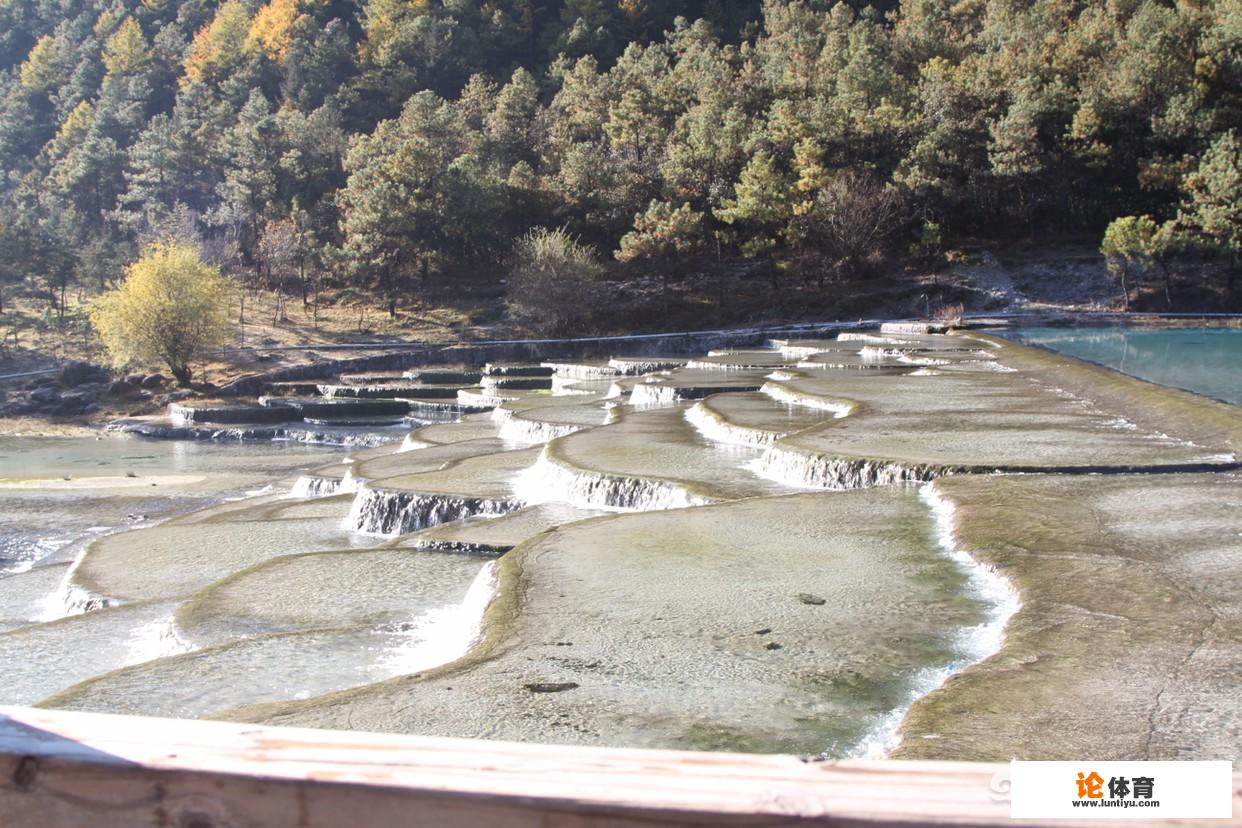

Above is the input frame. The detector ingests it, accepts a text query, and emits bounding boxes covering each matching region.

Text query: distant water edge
[1003,326,1242,406]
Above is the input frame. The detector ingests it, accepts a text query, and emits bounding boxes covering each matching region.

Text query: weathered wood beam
[0,706,1237,827]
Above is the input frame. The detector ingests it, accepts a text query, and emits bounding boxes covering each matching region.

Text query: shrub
[507,228,604,335]
[90,242,234,385]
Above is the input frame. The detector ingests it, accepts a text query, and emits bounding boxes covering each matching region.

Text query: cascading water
[750,444,939,490]
[348,486,522,536]
[684,402,782,447]
[512,447,710,511]
[850,482,1020,758]
[627,382,680,408]
[381,561,499,674]
[288,471,357,498]
[759,382,854,417]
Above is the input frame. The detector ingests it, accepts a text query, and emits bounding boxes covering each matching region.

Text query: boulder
[59,360,109,388]
[157,389,193,406]
[216,374,266,397]
[108,380,134,396]
[30,386,61,404]
[125,374,144,386]
[53,392,89,415]
[140,374,166,389]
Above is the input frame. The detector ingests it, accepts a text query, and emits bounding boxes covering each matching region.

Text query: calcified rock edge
[25,328,1242,762]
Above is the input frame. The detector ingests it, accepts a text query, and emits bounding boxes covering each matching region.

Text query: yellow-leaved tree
[90,243,234,386]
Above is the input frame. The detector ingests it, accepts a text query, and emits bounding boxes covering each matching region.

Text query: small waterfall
[500,416,582,444]
[777,345,828,359]
[38,529,125,620]
[545,363,621,379]
[456,389,509,408]
[751,444,940,490]
[513,447,710,511]
[273,429,398,448]
[348,486,521,536]
[288,471,357,498]
[606,358,686,375]
[117,421,398,447]
[896,353,953,366]
[685,359,751,371]
[850,483,1021,758]
[381,561,499,674]
[43,579,113,620]
[400,434,434,451]
[859,345,910,361]
[493,407,582,444]
[125,614,194,665]
[838,332,905,344]
[684,402,780,447]
[627,382,680,407]
[167,404,194,426]
[760,382,854,417]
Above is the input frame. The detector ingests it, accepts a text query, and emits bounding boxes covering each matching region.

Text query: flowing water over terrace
[3,327,1240,759]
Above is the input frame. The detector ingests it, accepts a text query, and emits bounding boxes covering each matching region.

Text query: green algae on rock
[216,490,987,756]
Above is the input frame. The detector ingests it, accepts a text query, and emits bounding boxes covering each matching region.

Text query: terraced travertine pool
[3,328,1241,760]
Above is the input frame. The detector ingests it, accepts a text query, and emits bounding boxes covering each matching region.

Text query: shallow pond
[0,435,345,573]
[1008,325,1242,405]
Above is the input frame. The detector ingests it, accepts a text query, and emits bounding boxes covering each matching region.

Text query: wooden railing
[0,706,1237,827]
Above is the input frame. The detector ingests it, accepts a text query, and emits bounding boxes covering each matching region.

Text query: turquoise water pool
[1008,326,1242,405]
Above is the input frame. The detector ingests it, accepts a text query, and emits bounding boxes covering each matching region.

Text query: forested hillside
[1,0,1240,339]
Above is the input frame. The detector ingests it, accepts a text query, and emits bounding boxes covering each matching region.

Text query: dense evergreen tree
[1,0,1240,328]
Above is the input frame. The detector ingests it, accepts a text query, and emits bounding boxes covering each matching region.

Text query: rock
[141,374,166,389]
[125,374,144,386]
[59,360,109,388]
[764,642,784,651]
[797,593,827,606]
[157,389,192,406]
[27,376,58,390]
[523,682,580,693]
[53,393,89,415]
[108,380,133,396]
[30,386,61,404]
[216,374,265,397]
[754,628,772,635]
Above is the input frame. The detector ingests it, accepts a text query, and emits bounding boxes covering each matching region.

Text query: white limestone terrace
[19,326,1242,762]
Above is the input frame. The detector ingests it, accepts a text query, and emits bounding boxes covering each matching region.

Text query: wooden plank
[0,706,1236,827]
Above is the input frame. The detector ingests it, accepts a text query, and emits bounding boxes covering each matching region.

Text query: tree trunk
[170,363,193,386]
[1119,265,1131,312]
[1158,261,1173,310]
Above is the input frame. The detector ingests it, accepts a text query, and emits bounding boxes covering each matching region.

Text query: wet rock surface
[894,473,1242,761]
